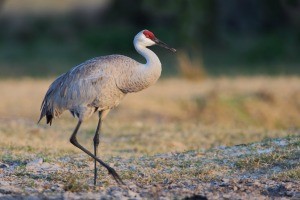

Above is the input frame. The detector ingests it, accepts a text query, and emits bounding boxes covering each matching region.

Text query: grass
[0,77,299,157]
[275,167,300,181]
[0,77,299,198]
[235,150,297,171]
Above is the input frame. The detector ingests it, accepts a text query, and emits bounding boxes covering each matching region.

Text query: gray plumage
[38,30,176,185]
[39,55,153,124]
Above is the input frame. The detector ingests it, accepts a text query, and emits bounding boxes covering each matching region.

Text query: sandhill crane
[38,29,176,185]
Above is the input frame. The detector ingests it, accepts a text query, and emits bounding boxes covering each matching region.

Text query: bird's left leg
[93,111,102,186]
[70,120,124,185]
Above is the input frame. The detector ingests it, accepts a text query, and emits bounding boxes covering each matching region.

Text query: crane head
[134,30,176,53]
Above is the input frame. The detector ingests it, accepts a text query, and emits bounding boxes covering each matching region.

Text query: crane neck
[134,43,161,69]
[117,41,162,93]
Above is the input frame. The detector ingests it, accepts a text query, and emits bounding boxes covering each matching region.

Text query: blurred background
[0,0,300,78]
[0,0,299,155]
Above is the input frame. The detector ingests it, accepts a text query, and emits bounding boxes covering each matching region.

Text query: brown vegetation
[0,77,299,199]
[0,77,299,156]
[176,51,207,81]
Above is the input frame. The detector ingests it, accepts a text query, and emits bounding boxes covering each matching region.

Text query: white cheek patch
[145,38,155,46]
[134,31,156,47]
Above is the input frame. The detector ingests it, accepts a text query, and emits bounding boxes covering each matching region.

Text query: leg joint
[93,134,100,146]
[70,136,77,145]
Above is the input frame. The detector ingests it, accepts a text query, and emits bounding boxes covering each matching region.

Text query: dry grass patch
[0,77,299,158]
[274,166,300,181]
[176,51,207,81]
[233,136,300,178]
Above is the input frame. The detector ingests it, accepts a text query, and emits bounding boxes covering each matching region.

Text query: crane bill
[153,38,176,53]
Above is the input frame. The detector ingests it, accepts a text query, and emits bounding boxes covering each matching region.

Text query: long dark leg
[93,112,102,185]
[70,120,124,185]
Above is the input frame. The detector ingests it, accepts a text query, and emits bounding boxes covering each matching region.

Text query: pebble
[233,186,238,191]
[0,185,23,194]
[25,158,62,172]
[24,195,40,200]
[0,181,10,186]
[128,165,136,171]
[253,180,261,186]
[26,158,43,169]
[293,192,300,199]
[128,189,141,199]
[222,178,230,183]
[0,163,9,169]
[223,194,231,199]
[285,182,293,190]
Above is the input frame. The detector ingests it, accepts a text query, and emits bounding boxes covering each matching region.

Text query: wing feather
[38,55,138,124]
[38,58,111,124]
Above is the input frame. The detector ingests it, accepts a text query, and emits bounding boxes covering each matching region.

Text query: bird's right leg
[93,111,102,186]
[70,120,124,185]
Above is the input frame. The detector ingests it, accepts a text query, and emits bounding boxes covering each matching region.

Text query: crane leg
[70,120,124,185]
[93,112,102,186]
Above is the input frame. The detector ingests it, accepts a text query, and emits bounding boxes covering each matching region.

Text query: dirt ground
[0,136,299,199]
